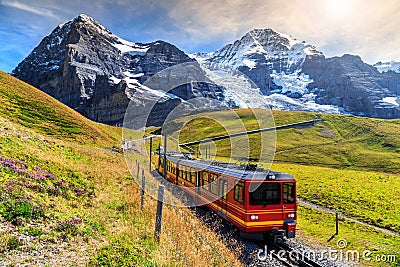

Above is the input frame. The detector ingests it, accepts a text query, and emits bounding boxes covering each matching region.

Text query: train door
[282,182,296,221]
[217,179,228,218]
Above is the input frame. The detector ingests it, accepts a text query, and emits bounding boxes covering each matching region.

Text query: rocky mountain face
[302,54,400,118]
[12,15,400,122]
[201,29,323,95]
[12,14,224,126]
[374,61,400,73]
[195,29,400,118]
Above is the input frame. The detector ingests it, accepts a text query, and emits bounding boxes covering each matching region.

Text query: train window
[184,167,190,181]
[283,183,295,204]
[234,181,244,204]
[190,168,196,184]
[186,167,191,181]
[219,179,228,199]
[179,169,183,178]
[249,182,280,205]
[210,173,218,195]
[186,168,190,182]
[202,172,210,190]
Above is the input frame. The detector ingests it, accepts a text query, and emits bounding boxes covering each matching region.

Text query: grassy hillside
[177,109,400,173]
[176,109,400,231]
[0,71,120,144]
[176,108,400,266]
[0,71,241,266]
[2,71,398,266]
[273,111,400,172]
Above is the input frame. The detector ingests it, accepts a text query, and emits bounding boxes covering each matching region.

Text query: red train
[157,153,297,241]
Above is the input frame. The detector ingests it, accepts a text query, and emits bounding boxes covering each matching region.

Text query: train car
[157,154,297,241]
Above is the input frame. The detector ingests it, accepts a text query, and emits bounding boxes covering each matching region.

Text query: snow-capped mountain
[12,14,224,126]
[192,29,343,114]
[374,61,400,73]
[194,29,400,118]
[12,15,400,123]
[202,29,322,73]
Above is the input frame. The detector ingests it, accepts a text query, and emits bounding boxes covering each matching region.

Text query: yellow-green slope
[177,109,400,172]
[0,71,240,266]
[177,108,400,266]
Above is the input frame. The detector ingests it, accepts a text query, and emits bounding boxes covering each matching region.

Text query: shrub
[21,227,43,237]
[56,217,82,236]
[7,236,22,251]
[0,195,45,221]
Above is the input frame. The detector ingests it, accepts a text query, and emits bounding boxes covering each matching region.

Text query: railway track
[152,170,334,267]
[265,242,324,267]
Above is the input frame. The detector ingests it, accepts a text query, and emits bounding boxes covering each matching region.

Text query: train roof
[166,156,295,181]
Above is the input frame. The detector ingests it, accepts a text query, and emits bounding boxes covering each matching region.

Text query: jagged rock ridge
[12,15,400,121]
[13,14,225,126]
[193,29,399,118]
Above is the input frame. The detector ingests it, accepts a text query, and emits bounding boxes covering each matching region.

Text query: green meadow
[1,69,399,266]
[177,108,400,266]
[0,71,241,266]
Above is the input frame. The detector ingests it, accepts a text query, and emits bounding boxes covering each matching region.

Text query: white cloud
[160,0,400,63]
[1,0,400,71]
[1,0,59,19]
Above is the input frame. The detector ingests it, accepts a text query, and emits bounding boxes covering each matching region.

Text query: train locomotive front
[158,155,297,241]
[238,171,297,241]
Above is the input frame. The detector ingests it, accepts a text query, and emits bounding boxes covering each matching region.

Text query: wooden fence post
[149,137,153,173]
[141,170,145,210]
[335,212,339,235]
[328,212,340,242]
[163,134,167,179]
[154,185,165,243]
[136,161,140,182]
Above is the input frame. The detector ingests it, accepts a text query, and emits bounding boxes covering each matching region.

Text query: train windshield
[283,182,295,204]
[249,182,281,205]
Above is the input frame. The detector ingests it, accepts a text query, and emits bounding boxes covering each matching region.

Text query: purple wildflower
[64,217,82,226]
[4,183,13,193]
[36,174,45,181]
[46,173,55,180]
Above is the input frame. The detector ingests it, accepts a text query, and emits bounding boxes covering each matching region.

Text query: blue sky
[1,0,400,73]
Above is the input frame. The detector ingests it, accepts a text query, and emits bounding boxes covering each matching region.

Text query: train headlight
[287,213,295,218]
[250,215,259,220]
